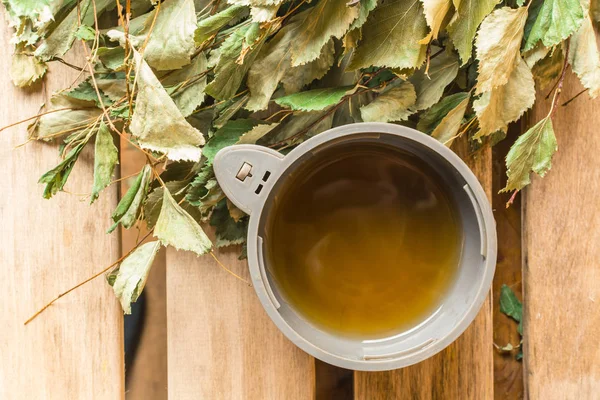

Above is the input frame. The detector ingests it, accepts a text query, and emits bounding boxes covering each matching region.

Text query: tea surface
[265,143,461,339]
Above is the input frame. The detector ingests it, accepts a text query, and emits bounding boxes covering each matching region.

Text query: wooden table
[3,16,600,399]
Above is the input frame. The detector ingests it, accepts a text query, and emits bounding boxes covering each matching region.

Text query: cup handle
[213,145,284,215]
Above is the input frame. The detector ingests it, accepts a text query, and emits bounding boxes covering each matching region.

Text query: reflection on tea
[265,143,462,339]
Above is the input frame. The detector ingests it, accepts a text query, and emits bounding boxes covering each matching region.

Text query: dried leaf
[246,18,335,110]
[419,0,453,44]
[360,81,416,122]
[139,0,197,70]
[91,122,119,203]
[108,241,161,314]
[195,5,247,45]
[10,53,46,87]
[250,5,279,22]
[568,9,600,98]
[29,94,102,141]
[154,188,213,255]
[131,50,205,161]
[417,92,469,134]
[532,45,565,90]
[205,23,266,100]
[475,6,528,94]
[163,53,208,116]
[446,0,499,64]
[474,57,535,138]
[502,117,557,192]
[430,93,469,146]
[409,50,459,111]
[348,0,428,70]
[289,0,359,66]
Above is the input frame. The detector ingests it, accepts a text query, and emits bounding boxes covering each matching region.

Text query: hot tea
[265,142,462,339]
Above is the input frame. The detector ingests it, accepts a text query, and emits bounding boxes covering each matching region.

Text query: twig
[25,229,155,325]
[561,88,588,107]
[51,57,86,72]
[209,251,252,286]
[0,108,77,133]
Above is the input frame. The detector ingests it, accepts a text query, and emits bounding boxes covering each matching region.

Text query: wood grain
[355,138,494,400]
[166,244,315,399]
[492,126,524,399]
[523,72,600,399]
[0,21,124,400]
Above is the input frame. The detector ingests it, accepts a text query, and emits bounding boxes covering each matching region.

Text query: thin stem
[25,229,156,325]
[209,252,252,286]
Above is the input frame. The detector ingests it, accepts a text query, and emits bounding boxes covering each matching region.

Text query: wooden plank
[492,126,524,399]
[355,139,494,399]
[0,22,124,400]
[523,72,600,398]
[120,142,167,400]
[166,244,315,399]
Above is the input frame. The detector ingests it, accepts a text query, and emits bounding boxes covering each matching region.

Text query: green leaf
[210,199,248,247]
[214,94,250,128]
[568,8,600,98]
[131,50,205,161]
[163,53,208,116]
[446,0,499,64]
[430,93,469,146]
[288,0,359,66]
[144,180,199,229]
[246,16,335,110]
[95,78,128,102]
[75,25,96,41]
[516,349,523,360]
[203,119,262,162]
[474,57,535,138]
[154,188,213,255]
[205,23,267,100]
[10,53,46,87]
[67,80,113,107]
[97,46,126,70]
[475,7,529,95]
[90,123,119,203]
[417,92,469,134]
[34,0,92,61]
[499,284,523,323]
[523,0,584,52]
[186,164,217,207]
[502,117,557,192]
[348,0,428,70]
[194,5,247,45]
[38,137,90,199]
[360,81,416,122]
[275,86,352,111]
[409,50,459,111]
[108,241,161,314]
[108,165,153,233]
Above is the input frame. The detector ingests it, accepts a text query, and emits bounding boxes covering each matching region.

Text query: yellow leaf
[475,6,528,94]
[474,57,535,138]
[419,0,453,44]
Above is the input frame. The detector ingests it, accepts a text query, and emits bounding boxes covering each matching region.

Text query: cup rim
[219,122,497,371]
